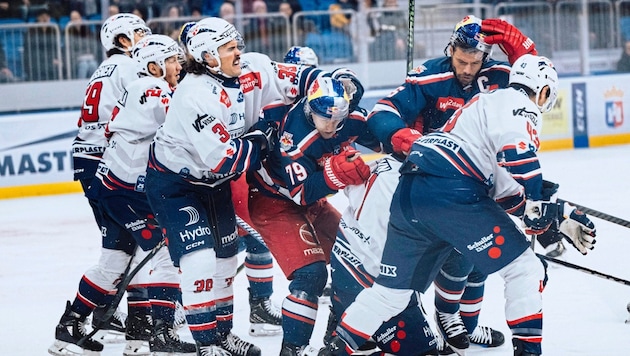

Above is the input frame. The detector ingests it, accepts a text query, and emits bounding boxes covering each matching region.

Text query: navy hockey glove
[390,128,422,156]
[481,18,537,64]
[331,68,364,113]
[242,122,276,157]
[522,199,558,235]
[557,201,596,255]
[323,148,370,190]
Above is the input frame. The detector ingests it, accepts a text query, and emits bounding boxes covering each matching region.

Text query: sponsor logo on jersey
[467,226,504,259]
[332,241,362,268]
[375,325,397,344]
[513,107,539,126]
[418,135,460,151]
[437,96,465,112]
[220,229,238,245]
[299,224,318,246]
[125,219,147,232]
[279,132,294,151]
[220,89,231,107]
[239,71,262,93]
[179,225,212,243]
[192,113,216,132]
[380,263,397,277]
[179,206,200,226]
[339,218,370,245]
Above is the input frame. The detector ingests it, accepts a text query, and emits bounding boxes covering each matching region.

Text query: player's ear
[538,86,550,107]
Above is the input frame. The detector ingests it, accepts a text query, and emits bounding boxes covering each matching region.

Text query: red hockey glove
[481,18,537,64]
[391,128,422,155]
[323,148,370,190]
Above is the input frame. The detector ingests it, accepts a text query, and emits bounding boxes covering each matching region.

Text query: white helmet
[100,13,151,51]
[509,54,559,113]
[132,34,183,78]
[186,17,244,73]
[284,46,319,67]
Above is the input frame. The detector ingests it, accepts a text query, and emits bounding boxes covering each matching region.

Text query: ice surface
[1,145,629,355]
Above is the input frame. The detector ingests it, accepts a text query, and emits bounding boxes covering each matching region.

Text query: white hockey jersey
[339,155,402,278]
[151,52,323,184]
[72,54,139,162]
[408,87,544,200]
[96,76,174,190]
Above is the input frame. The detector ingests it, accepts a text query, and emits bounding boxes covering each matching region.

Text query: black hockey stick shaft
[77,239,166,346]
[406,0,415,73]
[561,199,630,229]
[536,253,630,287]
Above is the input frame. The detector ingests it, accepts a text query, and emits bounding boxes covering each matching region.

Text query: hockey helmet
[448,15,492,56]
[100,13,151,51]
[186,17,244,73]
[509,54,558,113]
[305,77,350,127]
[133,34,183,78]
[284,46,319,67]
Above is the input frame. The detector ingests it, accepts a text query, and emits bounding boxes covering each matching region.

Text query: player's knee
[85,248,132,289]
[243,233,269,254]
[289,261,328,296]
[179,248,217,302]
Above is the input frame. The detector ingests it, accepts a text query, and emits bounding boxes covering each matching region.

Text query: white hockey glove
[557,201,597,255]
[331,68,364,112]
[522,199,557,235]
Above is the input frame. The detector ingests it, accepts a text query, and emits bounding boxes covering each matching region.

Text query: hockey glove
[323,148,370,190]
[390,128,423,156]
[557,201,597,255]
[481,18,537,64]
[242,123,277,158]
[522,199,558,235]
[331,68,364,113]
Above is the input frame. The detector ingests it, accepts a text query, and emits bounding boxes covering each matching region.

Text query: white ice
[1,145,629,355]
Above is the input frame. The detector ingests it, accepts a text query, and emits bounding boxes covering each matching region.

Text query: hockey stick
[536,253,630,287]
[77,239,166,347]
[236,215,268,248]
[561,199,630,229]
[406,0,415,73]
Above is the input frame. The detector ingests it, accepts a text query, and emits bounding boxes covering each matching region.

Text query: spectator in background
[109,4,120,16]
[219,0,235,23]
[0,0,28,20]
[132,3,148,20]
[67,9,99,78]
[369,0,409,61]
[23,8,60,81]
[242,0,287,61]
[617,40,630,72]
[0,39,15,82]
[151,3,185,39]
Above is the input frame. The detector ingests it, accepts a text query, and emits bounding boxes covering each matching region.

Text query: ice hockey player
[363,14,541,353]
[246,76,380,356]
[49,13,154,356]
[321,54,597,356]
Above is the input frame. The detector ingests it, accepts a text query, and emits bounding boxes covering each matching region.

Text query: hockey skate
[91,305,127,344]
[219,332,262,356]
[249,294,282,336]
[435,332,458,356]
[280,341,321,356]
[434,311,469,355]
[468,325,505,347]
[174,300,187,330]
[512,338,540,356]
[544,240,566,258]
[48,301,104,356]
[195,341,231,356]
[149,319,196,355]
[123,310,152,356]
